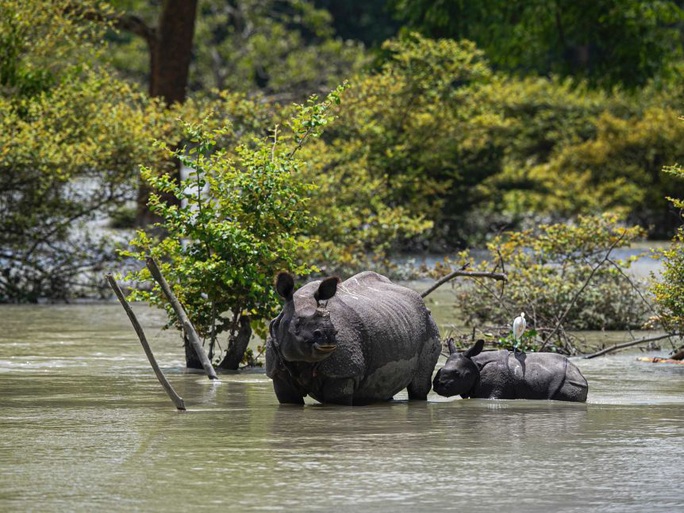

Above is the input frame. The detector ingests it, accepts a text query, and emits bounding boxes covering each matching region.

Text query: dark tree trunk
[133,0,199,228]
[218,316,253,371]
[149,0,197,102]
[184,333,204,370]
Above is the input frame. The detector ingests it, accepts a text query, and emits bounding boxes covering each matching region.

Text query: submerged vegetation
[436,213,649,354]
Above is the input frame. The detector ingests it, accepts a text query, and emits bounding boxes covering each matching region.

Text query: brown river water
[1,283,683,512]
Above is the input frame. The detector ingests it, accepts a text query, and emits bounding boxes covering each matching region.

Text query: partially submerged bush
[437,213,649,353]
[122,88,345,369]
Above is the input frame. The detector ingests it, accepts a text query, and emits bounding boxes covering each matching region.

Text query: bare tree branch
[583,333,677,359]
[540,233,625,350]
[420,268,507,299]
[112,13,156,44]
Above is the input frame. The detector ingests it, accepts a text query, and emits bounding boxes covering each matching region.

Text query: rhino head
[270,272,340,363]
[432,339,484,397]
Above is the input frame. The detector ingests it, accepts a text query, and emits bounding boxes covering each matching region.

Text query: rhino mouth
[313,343,337,354]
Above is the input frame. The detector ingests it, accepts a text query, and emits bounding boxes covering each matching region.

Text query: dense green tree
[296,33,684,249]
[391,0,684,89]
[651,158,684,344]
[313,0,400,47]
[102,0,200,227]
[0,0,178,302]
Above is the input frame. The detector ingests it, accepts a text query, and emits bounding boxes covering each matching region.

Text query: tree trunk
[218,316,253,371]
[135,0,199,228]
[184,333,204,370]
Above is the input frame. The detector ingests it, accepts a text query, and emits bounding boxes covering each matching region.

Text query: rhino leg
[408,334,441,401]
[319,378,356,406]
[272,374,305,405]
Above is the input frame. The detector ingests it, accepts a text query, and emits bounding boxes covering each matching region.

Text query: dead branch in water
[145,257,219,380]
[106,273,186,411]
[636,356,684,365]
[420,268,507,299]
[583,333,677,359]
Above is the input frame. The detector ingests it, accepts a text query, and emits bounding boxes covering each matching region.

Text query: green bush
[122,88,345,368]
[651,162,684,334]
[437,213,648,353]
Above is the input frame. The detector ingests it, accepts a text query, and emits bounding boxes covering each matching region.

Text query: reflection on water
[1,303,684,512]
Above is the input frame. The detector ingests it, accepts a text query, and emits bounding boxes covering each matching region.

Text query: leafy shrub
[437,213,648,353]
[651,162,684,334]
[306,33,684,248]
[122,88,344,368]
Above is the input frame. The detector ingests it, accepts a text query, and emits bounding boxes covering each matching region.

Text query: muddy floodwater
[2,295,684,512]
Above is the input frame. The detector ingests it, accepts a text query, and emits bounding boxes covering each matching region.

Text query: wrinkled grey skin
[433,339,588,402]
[266,271,441,405]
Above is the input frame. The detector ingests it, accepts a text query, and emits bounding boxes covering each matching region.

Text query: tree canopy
[391,0,684,89]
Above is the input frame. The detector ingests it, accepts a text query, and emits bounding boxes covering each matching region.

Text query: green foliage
[122,88,345,362]
[438,213,648,352]
[496,329,539,353]
[302,33,495,252]
[304,33,684,248]
[0,0,175,302]
[650,159,684,333]
[474,82,684,235]
[0,0,112,95]
[391,0,684,89]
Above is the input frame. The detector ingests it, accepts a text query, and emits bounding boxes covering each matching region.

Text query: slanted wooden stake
[145,257,219,380]
[106,273,186,411]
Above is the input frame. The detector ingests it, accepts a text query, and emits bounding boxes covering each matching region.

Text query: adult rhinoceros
[265,271,441,405]
[432,339,588,402]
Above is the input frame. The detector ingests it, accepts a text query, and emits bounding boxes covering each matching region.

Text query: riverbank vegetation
[3,0,684,362]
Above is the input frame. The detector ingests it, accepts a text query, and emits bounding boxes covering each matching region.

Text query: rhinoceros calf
[432,339,588,402]
[265,271,441,405]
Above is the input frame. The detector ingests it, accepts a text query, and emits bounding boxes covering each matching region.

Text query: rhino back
[474,351,587,400]
[319,272,438,379]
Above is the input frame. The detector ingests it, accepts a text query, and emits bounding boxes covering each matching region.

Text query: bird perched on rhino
[512,312,526,352]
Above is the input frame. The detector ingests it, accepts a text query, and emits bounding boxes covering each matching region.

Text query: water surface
[1,303,683,512]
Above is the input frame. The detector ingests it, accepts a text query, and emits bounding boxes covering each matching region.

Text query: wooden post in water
[106,273,186,411]
[145,257,219,380]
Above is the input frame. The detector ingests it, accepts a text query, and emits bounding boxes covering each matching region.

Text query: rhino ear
[314,276,339,302]
[446,338,458,355]
[464,339,485,358]
[276,272,295,301]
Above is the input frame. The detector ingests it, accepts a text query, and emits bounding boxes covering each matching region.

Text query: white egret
[512,312,526,352]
